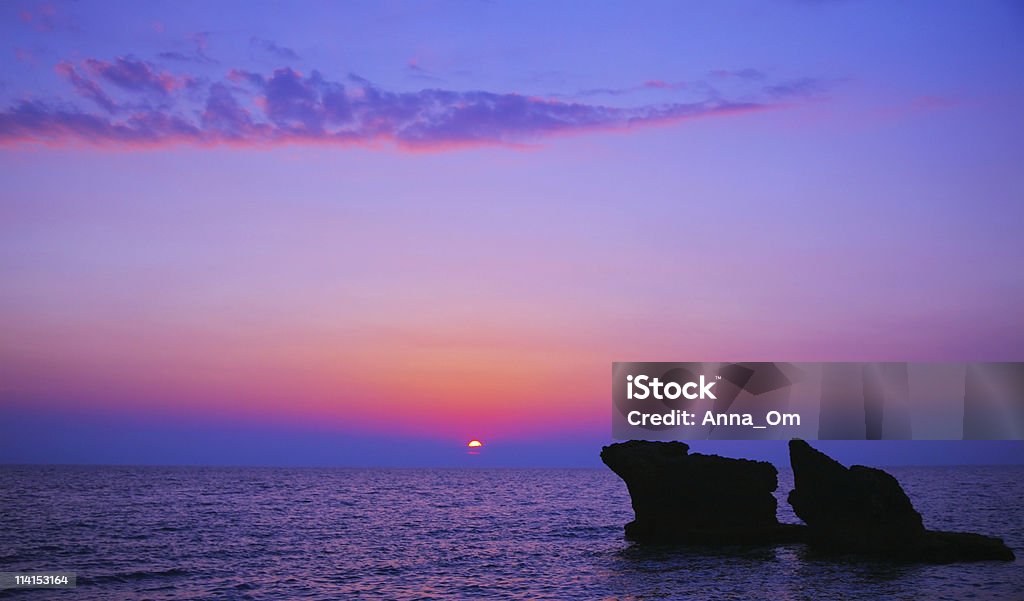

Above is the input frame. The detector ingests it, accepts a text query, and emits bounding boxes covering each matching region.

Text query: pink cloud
[1,60,818,151]
[18,3,65,33]
[82,57,188,94]
[643,79,686,90]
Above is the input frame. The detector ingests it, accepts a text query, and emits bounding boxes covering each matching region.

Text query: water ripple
[0,466,1021,600]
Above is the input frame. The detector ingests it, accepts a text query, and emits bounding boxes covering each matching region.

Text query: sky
[1,1,1023,466]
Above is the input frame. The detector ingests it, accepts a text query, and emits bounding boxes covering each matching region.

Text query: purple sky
[1,1,1023,466]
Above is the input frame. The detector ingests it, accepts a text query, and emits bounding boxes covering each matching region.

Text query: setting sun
[467,440,483,448]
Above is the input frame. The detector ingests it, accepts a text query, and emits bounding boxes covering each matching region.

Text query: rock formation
[602,439,1015,563]
[600,440,805,544]
[788,439,1014,562]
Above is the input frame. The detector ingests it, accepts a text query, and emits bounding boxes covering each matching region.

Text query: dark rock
[600,440,805,544]
[914,531,1016,563]
[788,439,1014,562]
[788,438,925,547]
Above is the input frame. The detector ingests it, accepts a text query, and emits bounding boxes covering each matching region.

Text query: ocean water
[1,465,1022,600]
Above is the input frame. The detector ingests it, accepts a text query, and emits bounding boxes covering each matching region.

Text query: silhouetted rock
[788,438,925,546]
[788,439,1014,562]
[601,440,805,544]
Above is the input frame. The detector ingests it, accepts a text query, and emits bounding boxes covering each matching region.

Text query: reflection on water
[1,466,1021,600]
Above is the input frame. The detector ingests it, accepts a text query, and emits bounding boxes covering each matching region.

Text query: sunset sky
[2,1,1023,466]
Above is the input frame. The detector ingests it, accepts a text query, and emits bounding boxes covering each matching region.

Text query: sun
[467,440,483,448]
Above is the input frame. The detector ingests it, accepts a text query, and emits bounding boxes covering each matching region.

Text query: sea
[1,465,1022,600]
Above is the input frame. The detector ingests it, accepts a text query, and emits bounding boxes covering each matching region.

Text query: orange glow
[467,440,483,448]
